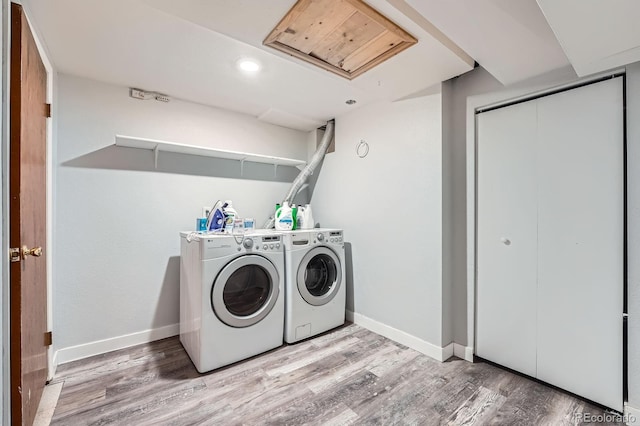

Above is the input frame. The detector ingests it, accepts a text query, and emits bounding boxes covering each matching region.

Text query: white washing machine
[283,228,346,343]
[179,231,284,373]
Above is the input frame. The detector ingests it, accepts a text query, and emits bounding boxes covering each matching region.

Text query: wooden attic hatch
[264,0,417,80]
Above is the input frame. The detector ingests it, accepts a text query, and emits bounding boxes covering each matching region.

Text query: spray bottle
[222,200,237,233]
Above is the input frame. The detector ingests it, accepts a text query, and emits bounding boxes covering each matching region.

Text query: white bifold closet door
[476,77,624,411]
[476,101,539,378]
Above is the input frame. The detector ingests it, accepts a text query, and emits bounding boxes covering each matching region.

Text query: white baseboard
[453,343,474,362]
[55,323,179,366]
[625,404,640,425]
[442,343,454,361]
[346,310,451,362]
[345,309,355,322]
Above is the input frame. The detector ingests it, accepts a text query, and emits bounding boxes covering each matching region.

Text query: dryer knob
[317,233,324,241]
[243,239,253,249]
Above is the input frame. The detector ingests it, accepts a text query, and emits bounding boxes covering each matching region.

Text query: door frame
[1,1,55,422]
[1,0,10,424]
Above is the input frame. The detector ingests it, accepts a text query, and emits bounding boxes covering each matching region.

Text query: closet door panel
[476,102,538,377]
[536,78,624,411]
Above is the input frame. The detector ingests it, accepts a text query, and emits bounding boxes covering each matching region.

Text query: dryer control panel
[314,230,343,245]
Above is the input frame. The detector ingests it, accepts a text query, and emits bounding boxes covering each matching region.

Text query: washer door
[211,255,280,328]
[297,247,342,306]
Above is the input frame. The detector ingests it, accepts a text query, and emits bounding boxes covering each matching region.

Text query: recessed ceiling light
[237,59,261,73]
[345,99,357,105]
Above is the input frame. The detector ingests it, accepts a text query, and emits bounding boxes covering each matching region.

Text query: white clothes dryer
[179,231,284,373]
[283,228,346,343]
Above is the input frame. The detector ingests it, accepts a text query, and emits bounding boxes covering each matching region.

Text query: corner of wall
[304,127,327,205]
[347,310,454,362]
[441,80,454,346]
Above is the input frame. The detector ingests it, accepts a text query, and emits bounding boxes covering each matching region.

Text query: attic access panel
[264,0,417,80]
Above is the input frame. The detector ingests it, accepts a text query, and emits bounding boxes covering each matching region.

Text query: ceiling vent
[264,0,417,80]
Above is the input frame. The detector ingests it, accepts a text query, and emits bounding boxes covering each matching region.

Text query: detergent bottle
[291,204,298,230]
[273,203,281,228]
[275,201,294,231]
[297,204,314,229]
[295,206,305,230]
[304,204,314,229]
[222,200,237,233]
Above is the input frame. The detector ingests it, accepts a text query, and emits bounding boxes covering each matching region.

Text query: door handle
[22,245,42,258]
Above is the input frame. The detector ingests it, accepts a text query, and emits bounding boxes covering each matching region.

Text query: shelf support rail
[153,144,160,169]
[240,158,246,177]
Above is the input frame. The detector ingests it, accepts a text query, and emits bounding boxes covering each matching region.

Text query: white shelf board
[114,135,307,169]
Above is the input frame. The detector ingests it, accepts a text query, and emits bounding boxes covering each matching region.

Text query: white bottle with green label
[275,201,294,231]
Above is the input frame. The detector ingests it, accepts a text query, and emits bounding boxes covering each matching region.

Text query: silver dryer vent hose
[263,119,335,229]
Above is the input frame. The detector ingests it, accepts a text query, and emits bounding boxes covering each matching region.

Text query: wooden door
[476,101,539,378]
[536,78,623,411]
[10,3,49,425]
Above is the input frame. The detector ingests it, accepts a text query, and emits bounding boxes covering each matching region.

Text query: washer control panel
[252,235,281,251]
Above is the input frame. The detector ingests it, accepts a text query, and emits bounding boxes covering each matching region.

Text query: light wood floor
[49,324,620,425]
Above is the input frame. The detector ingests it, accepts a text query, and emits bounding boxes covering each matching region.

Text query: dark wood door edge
[9,3,24,424]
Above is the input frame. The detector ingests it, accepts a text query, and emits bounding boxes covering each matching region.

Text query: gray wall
[627,62,640,410]
[54,74,308,359]
[446,68,503,346]
[311,94,446,347]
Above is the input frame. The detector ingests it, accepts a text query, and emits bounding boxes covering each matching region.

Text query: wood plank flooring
[49,324,621,425]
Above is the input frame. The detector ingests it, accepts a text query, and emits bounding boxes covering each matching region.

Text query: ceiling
[403,0,571,85]
[536,0,640,77]
[20,0,639,132]
[22,0,473,131]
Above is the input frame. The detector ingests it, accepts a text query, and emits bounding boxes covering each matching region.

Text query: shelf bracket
[153,144,160,169]
[240,158,246,177]
[273,163,278,178]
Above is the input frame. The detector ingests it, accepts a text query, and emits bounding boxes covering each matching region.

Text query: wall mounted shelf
[114,135,307,176]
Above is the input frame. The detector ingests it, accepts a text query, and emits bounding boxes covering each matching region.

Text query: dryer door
[297,247,342,306]
[211,255,280,328]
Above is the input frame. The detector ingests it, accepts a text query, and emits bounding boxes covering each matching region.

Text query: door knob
[500,237,511,246]
[22,245,42,258]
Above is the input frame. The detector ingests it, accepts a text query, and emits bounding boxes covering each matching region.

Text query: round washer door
[211,255,280,328]
[297,246,342,306]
